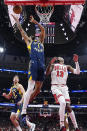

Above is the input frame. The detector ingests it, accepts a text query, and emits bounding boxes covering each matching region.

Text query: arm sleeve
[73,62,80,74]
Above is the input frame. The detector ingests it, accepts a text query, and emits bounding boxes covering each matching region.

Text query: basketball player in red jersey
[46,54,80,131]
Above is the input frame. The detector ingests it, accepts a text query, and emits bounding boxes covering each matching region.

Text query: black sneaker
[19,114,27,127]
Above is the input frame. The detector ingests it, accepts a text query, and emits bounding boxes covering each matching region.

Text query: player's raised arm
[30,15,45,44]
[46,57,57,75]
[67,54,80,74]
[2,88,12,99]
[11,14,32,47]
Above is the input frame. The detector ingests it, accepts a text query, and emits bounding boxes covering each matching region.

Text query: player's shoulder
[17,84,24,92]
[18,83,23,88]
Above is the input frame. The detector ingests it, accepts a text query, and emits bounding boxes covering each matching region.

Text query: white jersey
[51,63,68,85]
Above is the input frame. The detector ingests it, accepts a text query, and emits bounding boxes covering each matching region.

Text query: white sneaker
[29,123,36,131]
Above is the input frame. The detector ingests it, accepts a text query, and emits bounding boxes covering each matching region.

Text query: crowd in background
[0,113,87,131]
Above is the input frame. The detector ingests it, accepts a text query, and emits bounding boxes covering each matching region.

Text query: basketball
[13,6,22,14]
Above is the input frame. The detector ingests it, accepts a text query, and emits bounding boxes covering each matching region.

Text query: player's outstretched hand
[2,93,6,97]
[30,15,35,23]
[50,57,57,64]
[73,54,78,62]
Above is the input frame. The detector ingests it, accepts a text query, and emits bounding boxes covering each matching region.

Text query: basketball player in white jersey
[46,54,80,131]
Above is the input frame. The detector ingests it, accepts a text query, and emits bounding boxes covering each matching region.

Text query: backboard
[40,108,51,117]
[4,0,85,5]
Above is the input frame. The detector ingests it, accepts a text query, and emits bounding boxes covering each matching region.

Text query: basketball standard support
[4,0,85,5]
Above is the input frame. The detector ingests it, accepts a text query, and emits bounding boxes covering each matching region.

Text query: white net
[35,5,54,23]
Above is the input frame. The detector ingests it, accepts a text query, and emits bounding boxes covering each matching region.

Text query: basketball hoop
[35,5,54,23]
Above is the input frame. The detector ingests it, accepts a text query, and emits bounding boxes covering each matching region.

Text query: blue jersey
[28,40,45,81]
[11,85,22,103]
[28,40,45,63]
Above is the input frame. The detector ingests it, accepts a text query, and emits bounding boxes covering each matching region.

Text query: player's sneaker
[29,123,36,131]
[60,126,66,131]
[19,114,27,127]
[75,128,80,131]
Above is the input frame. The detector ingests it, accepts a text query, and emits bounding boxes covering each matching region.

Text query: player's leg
[64,113,69,131]
[19,98,36,131]
[10,112,22,131]
[66,103,80,131]
[63,86,80,131]
[51,87,66,130]
[21,63,44,131]
[21,79,35,115]
[29,66,44,102]
[58,95,66,131]
[30,81,43,102]
[21,61,37,115]
[21,63,38,131]
[26,69,44,130]
[26,115,36,131]
[21,81,41,131]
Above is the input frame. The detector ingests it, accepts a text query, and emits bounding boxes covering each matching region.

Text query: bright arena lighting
[62,28,65,31]
[64,32,67,36]
[60,23,63,26]
[0,47,4,53]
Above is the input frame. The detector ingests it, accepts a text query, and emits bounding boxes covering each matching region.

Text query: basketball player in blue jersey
[12,15,45,130]
[3,75,25,131]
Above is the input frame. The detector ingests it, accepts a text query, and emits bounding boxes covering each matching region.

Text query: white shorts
[51,85,70,104]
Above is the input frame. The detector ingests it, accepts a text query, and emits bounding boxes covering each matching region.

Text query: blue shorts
[11,103,23,113]
[28,60,45,81]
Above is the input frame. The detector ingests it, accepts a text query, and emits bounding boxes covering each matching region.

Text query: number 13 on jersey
[57,71,64,78]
